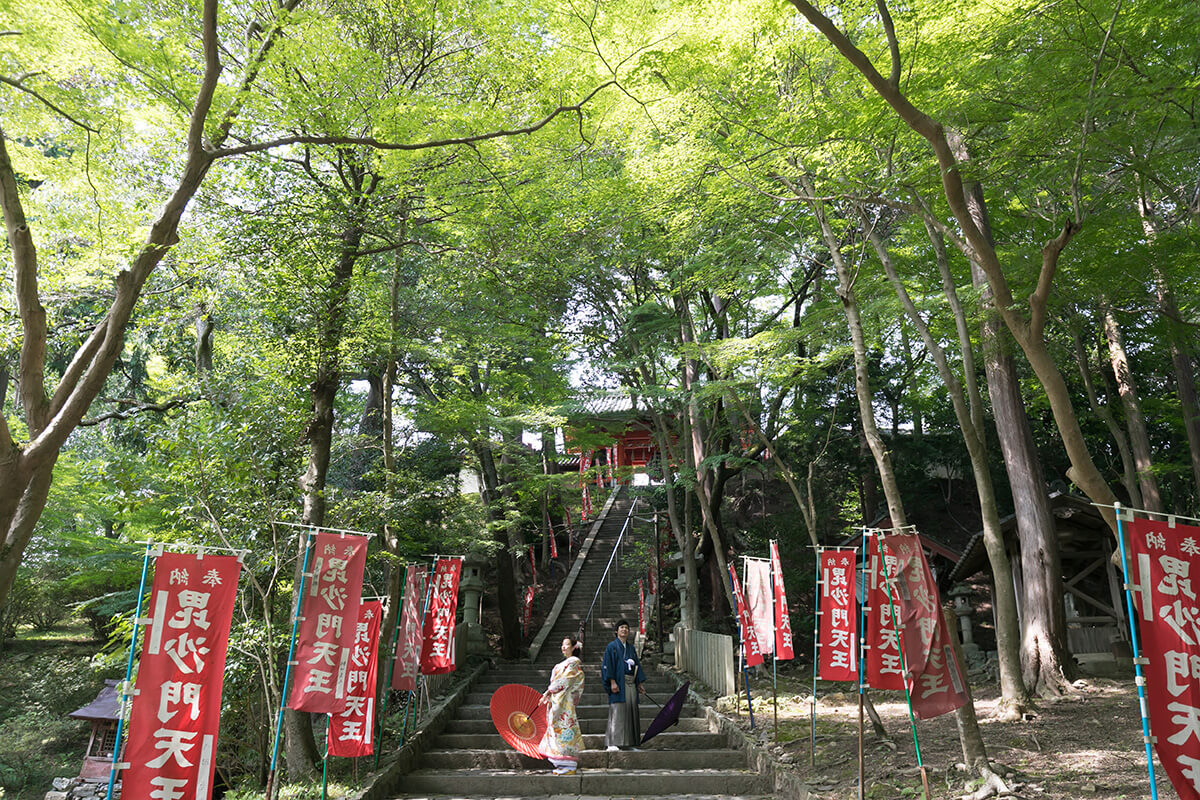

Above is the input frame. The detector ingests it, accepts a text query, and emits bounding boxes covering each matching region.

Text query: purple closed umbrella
[641,682,690,744]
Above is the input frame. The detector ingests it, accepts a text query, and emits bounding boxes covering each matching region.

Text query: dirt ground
[720,672,1175,800]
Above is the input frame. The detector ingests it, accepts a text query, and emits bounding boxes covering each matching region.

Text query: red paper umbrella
[489,684,548,758]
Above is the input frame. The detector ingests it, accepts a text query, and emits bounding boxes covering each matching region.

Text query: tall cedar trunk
[964,214,1074,696]
[284,222,363,778]
[1103,307,1163,513]
[868,221,1029,715]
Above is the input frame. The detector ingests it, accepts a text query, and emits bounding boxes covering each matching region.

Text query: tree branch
[0,123,49,435]
[875,0,902,88]
[210,81,616,158]
[0,75,99,133]
[79,397,193,426]
[1030,219,1078,338]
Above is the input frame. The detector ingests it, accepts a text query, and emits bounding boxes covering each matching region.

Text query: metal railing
[579,494,642,641]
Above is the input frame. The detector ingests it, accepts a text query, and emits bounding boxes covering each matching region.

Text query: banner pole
[401,566,435,743]
[810,545,821,768]
[742,558,756,731]
[266,529,315,800]
[321,715,330,800]
[768,542,777,741]
[877,533,928,800]
[106,542,153,800]
[1114,501,1160,799]
[375,573,406,769]
[857,528,868,800]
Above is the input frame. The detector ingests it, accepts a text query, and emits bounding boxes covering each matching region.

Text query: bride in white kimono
[538,636,585,775]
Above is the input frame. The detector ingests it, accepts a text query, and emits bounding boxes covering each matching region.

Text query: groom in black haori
[601,619,646,750]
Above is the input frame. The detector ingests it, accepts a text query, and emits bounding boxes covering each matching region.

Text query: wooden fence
[673,624,736,696]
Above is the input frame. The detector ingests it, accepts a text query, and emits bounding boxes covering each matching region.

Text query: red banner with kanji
[523,585,535,636]
[548,519,558,559]
[328,600,382,758]
[638,579,646,635]
[123,552,242,800]
[1128,517,1200,800]
[728,564,764,667]
[878,533,967,719]
[390,565,426,691]
[745,558,776,657]
[287,532,368,713]
[818,549,857,680]
[865,536,906,691]
[770,541,795,660]
[420,558,461,674]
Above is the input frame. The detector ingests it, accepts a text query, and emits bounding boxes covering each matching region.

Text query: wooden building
[947,490,1126,659]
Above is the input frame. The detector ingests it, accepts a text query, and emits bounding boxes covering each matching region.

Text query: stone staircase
[388,489,769,799]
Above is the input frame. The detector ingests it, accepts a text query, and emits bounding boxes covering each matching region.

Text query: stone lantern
[948,583,984,668]
[460,552,488,656]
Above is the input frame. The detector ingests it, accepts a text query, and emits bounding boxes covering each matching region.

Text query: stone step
[389,794,770,800]
[443,716,709,735]
[433,730,728,751]
[452,703,700,721]
[418,748,749,771]
[465,687,680,705]
[397,768,768,796]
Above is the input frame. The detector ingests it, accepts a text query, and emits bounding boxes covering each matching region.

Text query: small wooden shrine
[67,679,120,781]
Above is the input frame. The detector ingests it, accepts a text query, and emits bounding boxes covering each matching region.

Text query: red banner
[728,564,764,667]
[390,565,426,691]
[770,541,795,660]
[420,558,461,674]
[288,532,368,713]
[638,579,646,635]
[1128,517,1200,800]
[328,600,382,758]
[864,536,905,690]
[548,519,559,559]
[818,550,857,680]
[523,585,535,636]
[124,552,242,800]
[745,558,776,657]
[582,486,592,522]
[878,533,967,719]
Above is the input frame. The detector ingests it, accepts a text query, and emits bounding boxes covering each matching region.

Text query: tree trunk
[284,216,365,778]
[868,219,1029,716]
[475,442,521,658]
[645,405,700,628]
[964,213,1074,698]
[1154,275,1200,499]
[1103,307,1162,513]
